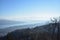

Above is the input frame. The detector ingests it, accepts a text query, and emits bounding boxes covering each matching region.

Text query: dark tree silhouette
[51,17,60,40]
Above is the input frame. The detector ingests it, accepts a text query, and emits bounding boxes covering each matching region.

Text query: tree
[51,17,60,40]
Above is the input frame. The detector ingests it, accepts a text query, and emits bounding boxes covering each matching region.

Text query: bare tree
[51,17,60,40]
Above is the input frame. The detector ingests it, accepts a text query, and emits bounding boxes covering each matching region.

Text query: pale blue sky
[0,0,60,21]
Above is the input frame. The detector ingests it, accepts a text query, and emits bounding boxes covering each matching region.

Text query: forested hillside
[0,23,60,40]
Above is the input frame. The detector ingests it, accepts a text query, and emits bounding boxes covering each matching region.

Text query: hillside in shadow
[0,23,60,40]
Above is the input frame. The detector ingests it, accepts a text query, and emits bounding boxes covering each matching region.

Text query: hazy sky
[0,0,60,21]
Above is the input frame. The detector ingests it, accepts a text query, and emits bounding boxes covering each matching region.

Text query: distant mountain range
[0,19,25,29]
[0,19,25,25]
